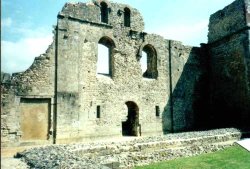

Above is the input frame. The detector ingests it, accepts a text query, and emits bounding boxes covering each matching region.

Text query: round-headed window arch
[100,1,108,23]
[97,36,115,76]
[140,44,158,79]
[124,7,131,27]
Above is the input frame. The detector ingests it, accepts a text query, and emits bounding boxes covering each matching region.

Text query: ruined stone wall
[1,0,208,145]
[16,128,241,169]
[54,1,207,142]
[55,1,169,142]
[1,85,21,146]
[3,0,248,146]
[171,45,205,132]
[1,41,56,146]
[163,41,206,132]
[60,1,144,32]
[207,0,250,128]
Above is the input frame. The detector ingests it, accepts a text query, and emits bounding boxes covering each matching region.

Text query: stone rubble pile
[16,146,109,169]
[15,128,241,169]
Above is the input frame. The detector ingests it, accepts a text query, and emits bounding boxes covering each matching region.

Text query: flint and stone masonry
[1,0,250,146]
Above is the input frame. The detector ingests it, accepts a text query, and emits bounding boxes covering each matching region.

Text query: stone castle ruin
[1,0,250,147]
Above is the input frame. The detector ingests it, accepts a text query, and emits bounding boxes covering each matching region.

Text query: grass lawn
[135,145,250,169]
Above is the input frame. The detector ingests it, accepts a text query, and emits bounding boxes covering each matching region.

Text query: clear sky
[1,0,235,74]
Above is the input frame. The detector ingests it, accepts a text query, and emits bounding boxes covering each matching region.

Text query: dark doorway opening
[122,101,140,136]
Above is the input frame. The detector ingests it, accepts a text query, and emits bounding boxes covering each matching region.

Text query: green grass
[135,145,250,169]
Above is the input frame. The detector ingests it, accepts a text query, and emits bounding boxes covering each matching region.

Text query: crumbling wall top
[208,0,248,43]
[58,0,144,32]
[246,0,250,26]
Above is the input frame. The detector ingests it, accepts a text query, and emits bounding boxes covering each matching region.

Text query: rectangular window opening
[156,106,160,117]
[97,105,101,118]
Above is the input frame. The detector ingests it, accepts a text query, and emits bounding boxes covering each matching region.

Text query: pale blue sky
[1,0,234,74]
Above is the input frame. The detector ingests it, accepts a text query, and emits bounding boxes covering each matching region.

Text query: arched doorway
[122,101,140,136]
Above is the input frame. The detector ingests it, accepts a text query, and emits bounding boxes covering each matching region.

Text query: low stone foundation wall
[16,128,241,169]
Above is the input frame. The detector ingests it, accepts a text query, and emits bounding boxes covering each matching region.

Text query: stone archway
[122,101,140,136]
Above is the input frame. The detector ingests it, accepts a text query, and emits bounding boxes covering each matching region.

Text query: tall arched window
[124,7,131,27]
[100,2,108,24]
[97,37,115,76]
[141,44,158,79]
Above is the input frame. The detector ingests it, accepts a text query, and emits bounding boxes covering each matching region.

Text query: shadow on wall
[162,42,250,134]
[207,39,250,130]
[162,45,210,134]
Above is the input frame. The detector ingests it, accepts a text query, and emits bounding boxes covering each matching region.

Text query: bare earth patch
[1,157,29,169]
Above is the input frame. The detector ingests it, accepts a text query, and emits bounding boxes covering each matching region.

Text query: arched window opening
[124,7,131,27]
[141,44,158,79]
[100,2,108,24]
[97,37,115,76]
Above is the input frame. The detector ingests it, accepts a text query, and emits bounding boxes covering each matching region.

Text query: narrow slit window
[100,2,108,23]
[155,106,160,117]
[97,105,101,118]
[124,8,131,27]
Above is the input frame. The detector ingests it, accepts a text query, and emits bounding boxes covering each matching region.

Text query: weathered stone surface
[208,0,248,43]
[206,0,250,128]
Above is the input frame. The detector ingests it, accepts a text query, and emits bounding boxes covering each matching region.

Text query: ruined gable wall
[55,1,206,142]
[2,0,209,145]
[12,43,55,96]
[55,2,169,142]
[208,0,250,127]
[1,41,55,146]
